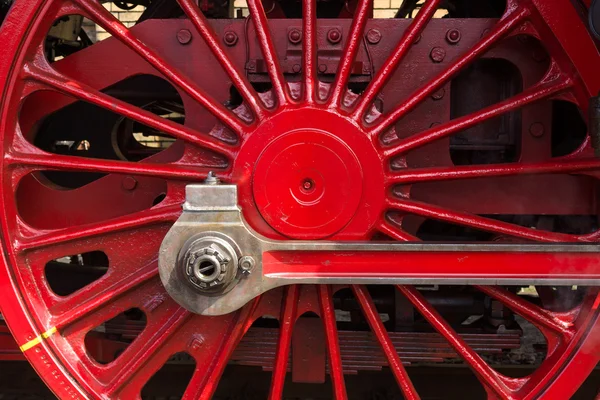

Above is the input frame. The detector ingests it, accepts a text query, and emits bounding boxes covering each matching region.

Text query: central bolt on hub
[187,247,227,286]
[180,235,240,295]
[302,178,314,192]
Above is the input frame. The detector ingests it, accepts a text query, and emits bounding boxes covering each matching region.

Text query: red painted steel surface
[0,0,598,399]
[263,250,600,280]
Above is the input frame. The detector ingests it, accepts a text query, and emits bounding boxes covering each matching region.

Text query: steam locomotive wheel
[1,0,600,398]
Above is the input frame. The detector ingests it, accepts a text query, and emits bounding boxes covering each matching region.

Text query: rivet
[327,28,342,44]
[430,47,446,63]
[366,29,382,45]
[446,29,461,44]
[431,88,445,100]
[292,64,301,73]
[529,122,545,138]
[289,29,302,44]
[318,64,327,73]
[121,176,137,191]
[223,31,238,46]
[177,29,192,45]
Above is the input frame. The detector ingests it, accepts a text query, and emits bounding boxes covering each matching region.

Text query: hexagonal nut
[185,245,230,289]
[179,235,241,295]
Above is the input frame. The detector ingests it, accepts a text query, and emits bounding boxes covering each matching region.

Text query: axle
[158,179,600,315]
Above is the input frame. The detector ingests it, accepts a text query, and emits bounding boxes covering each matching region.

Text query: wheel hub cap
[253,129,363,239]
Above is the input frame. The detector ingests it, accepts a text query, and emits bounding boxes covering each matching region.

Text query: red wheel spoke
[74,0,246,134]
[7,151,212,181]
[376,220,419,241]
[388,157,600,185]
[24,64,236,157]
[269,285,299,400]
[318,285,348,400]
[369,6,530,134]
[396,285,513,398]
[107,307,191,395]
[382,76,571,155]
[16,204,180,251]
[386,197,577,242]
[176,0,265,118]
[303,0,317,103]
[52,260,159,329]
[184,300,259,400]
[475,286,574,340]
[247,0,289,105]
[328,0,370,108]
[352,0,441,120]
[352,285,419,400]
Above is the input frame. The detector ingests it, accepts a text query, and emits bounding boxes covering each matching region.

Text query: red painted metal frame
[0,0,599,399]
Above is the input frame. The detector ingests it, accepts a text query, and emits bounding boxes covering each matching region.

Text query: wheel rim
[0,0,599,399]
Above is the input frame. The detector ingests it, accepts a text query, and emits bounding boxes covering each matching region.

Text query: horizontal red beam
[262,251,600,283]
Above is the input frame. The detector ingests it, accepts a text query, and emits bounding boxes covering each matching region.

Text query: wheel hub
[253,129,363,239]
[234,108,386,240]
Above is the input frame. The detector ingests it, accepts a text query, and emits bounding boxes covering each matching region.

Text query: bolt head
[177,29,192,45]
[366,29,382,45]
[302,178,315,192]
[327,28,342,44]
[289,29,302,44]
[430,47,446,63]
[431,88,445,101]
[446,29,461,44]
[529,122,545,138]
[239,256,256,275]
[223,31,238,46]
[121,176,137,191]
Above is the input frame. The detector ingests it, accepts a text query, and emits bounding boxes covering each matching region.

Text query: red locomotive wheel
[0,0,600,398]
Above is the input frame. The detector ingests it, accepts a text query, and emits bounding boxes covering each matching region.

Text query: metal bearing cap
[180,235,239,295]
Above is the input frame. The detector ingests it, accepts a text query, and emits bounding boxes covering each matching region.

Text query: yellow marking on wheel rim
[19,326,57,352]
